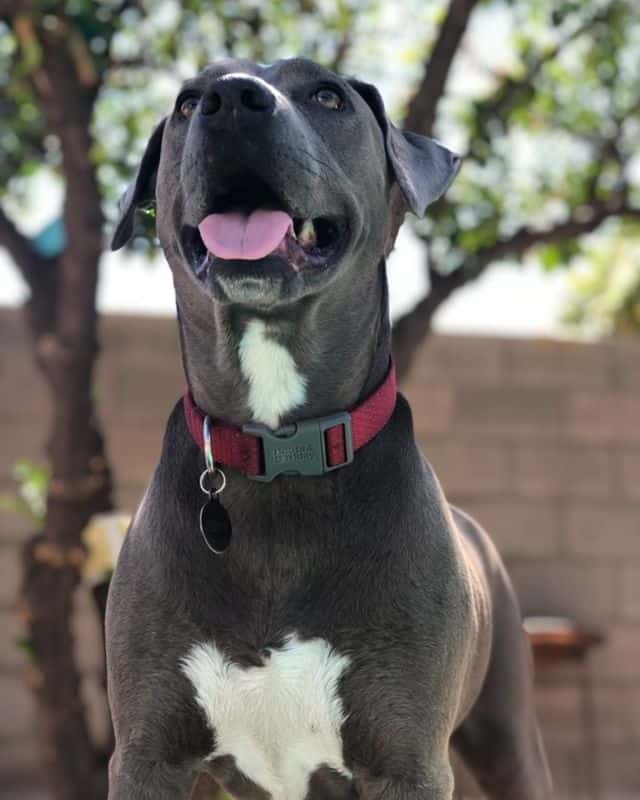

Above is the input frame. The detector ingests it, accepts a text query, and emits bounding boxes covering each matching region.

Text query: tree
[0,1,639,798]
[391,0,640,376]
[1,5,116,798]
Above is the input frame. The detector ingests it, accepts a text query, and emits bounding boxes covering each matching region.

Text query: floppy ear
[348,79,461,217]
[110,118,166,251]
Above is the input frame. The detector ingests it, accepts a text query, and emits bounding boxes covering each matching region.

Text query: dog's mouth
[180,171,347,282]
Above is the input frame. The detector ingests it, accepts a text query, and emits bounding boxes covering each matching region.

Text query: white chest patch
[181,634,351,800]
[238,319,307,429]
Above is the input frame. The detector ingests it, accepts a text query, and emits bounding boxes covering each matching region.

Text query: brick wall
[1,308,639,798]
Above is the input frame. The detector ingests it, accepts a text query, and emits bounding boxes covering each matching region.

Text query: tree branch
[331,30,352,73]
[392,267,468,379]
[0,207,38,278]
[392,196,640,380]
[0,207,61,337]
[0,207,57,289]
[386,0,480,252]
[404,0,480,136]
[475,200,638,263]
[0,0,16,20]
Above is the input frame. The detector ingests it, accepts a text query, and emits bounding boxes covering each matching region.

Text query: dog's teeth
[195,254,210,278]
[298,219,316,247]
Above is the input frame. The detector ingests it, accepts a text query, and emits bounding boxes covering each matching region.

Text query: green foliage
[537,241,582,271]
[0,459,49,524]
[562,221,640,334]
[1,0,639,329]
[0,22,49,195]
[16,634,37,665]
[420,0,640,285]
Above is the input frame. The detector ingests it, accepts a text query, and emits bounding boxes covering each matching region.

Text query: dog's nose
[200,76,276,122]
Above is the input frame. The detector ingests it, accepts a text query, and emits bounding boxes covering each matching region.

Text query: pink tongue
[198,210,293,261]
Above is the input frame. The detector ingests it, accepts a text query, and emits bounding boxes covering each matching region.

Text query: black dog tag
[199,496,232,554]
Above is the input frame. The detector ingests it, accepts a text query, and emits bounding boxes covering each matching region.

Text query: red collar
[183,361,397,481]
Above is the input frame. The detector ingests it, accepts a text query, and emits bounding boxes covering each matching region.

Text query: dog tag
[199,496,232,554]
[199,418,231,555]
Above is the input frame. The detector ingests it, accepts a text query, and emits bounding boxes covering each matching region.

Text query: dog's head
[111,57,459,309]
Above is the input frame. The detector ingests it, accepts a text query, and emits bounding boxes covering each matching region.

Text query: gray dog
[107,58,552,800]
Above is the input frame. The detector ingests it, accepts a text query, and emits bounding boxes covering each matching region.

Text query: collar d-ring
[202,415,215,473]
[201,415,227,495]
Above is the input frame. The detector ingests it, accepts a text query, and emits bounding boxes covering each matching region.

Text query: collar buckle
[243,411,353,482]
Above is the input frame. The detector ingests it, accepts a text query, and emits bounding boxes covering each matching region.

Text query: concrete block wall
[1,308,639,798]
[403,334,640,798]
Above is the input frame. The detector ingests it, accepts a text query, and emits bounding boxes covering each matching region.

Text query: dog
[107,57,552,800]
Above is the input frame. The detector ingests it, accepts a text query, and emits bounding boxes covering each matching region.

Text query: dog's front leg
[356,764,455,800]
[108,746,200,800]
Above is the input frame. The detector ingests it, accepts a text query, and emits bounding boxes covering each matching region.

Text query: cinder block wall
[1,308,638,798]
[402,335,640,798]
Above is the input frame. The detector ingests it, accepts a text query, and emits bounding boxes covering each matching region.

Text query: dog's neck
[176,260,391,429]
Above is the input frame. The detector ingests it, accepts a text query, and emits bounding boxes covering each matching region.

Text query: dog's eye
[313,88,344,111]
[178,96,199,119]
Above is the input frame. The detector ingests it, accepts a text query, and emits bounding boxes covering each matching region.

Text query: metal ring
[199,467,227,497]
[202,416,215,474]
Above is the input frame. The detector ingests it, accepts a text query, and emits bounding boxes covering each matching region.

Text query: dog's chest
[238,318,307,429]
[182,633,351,800]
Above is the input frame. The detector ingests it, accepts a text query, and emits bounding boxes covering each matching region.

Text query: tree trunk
[20,286,114,799]
[11,17,116,799]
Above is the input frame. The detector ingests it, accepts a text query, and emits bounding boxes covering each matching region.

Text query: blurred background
[0,0,639,798]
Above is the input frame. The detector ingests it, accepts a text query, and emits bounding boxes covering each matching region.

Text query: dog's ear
[110,118,166,251]
[348,79,460,217]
